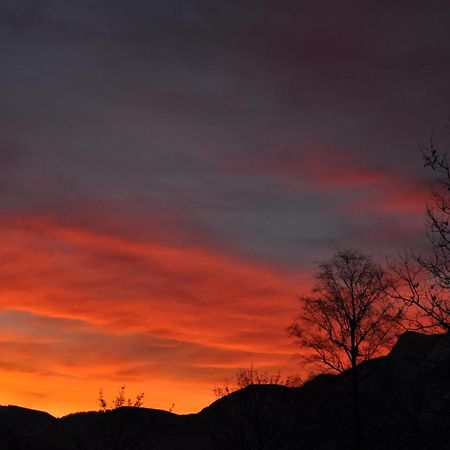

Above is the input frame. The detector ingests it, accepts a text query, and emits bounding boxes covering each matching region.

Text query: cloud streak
[0,214,303,414]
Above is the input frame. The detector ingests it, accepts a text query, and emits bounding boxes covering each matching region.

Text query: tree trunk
[351,363,363,450]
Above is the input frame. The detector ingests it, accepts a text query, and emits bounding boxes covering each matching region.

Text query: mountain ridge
[1,331,449,449]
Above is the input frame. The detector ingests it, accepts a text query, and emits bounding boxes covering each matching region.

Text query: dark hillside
[1,332,449,449]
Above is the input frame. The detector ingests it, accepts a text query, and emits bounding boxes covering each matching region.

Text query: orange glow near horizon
[0,213,306,417]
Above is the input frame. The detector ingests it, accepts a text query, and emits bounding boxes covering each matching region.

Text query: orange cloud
[0,213,307,416]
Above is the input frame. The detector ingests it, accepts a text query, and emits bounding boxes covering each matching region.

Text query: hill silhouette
[1,331,449,449]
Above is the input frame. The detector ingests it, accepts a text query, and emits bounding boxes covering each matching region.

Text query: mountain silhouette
[1,331,449,449]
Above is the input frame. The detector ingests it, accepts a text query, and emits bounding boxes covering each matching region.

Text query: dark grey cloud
[1,1,450,267]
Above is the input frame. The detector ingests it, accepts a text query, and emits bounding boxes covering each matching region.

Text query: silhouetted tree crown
[288,250,400,373]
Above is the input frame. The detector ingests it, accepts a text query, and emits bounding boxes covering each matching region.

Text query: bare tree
[288,250,400,450]
[388,141,450,332]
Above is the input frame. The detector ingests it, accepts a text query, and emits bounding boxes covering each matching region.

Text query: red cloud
[0,213,308,416]
[218,143,428,218]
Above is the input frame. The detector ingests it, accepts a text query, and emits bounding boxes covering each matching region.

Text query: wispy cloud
[0,214,304,414]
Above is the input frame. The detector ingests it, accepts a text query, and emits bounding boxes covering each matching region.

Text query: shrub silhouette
[213,364,302,399]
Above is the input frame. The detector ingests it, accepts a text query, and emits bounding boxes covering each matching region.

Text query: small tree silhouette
[72,386,153,450]
[98,386,145,412]
[96,386,149,450]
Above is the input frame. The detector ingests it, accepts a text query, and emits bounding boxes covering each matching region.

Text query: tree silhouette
[389,141,450,332]
[288,250,400,450]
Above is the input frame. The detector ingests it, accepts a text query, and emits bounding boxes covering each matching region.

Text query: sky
[1,0,450,416]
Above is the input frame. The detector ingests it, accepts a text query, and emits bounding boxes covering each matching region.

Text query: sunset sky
[1,1,450,416]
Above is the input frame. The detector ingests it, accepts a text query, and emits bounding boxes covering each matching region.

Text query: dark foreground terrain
[1,331,449,450]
